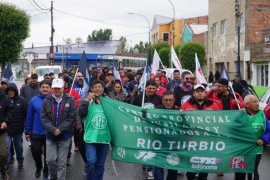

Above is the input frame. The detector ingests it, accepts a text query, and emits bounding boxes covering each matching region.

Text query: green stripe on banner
[100,97,257,173]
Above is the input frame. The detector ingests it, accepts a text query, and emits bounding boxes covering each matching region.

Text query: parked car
[259,87,270,109]
[33,65,62,82]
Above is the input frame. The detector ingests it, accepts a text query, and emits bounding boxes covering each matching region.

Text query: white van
[33,65,62,82]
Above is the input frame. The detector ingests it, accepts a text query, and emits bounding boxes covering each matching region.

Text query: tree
[87,28,112,42]
[179,42,206,72]
[158,47,170,67]
[149,42,170,66]
[119,36,129,53]
[0,3,30,77]
[133,41,150,53]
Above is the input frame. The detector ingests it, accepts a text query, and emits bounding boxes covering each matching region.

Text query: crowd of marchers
[0,66,270,180]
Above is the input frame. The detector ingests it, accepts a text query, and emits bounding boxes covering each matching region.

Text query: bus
[102,56,147,71]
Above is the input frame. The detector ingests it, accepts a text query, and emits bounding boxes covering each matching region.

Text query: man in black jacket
[5,83,28,171]
[20,73,39,103]
[0,88,13,180]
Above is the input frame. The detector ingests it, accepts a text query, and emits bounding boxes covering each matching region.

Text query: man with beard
[235,95,270,180]
[181,84,221,180]
[206,78,245,110]
[173,71,194,107]
[73,72,87,97]
[20,73,40,103]
[24,80,52,179]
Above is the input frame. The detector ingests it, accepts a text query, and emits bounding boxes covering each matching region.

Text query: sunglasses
[185,77,192,81]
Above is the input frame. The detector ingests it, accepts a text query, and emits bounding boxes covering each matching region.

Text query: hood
[6,83,18,96]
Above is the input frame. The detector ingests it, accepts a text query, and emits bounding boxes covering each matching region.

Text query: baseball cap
[217,78,229,86]
[31,73,38,79]
[108,72,114,76]
[51,78,64,88]
[194,84,205,90]
[1,78,9,84]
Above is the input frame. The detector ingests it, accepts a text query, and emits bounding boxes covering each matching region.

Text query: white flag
[171,46,183,74]
[151,49,160,75]
[195,53,207,84]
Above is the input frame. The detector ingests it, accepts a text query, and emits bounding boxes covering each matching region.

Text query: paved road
[7,81,270,180]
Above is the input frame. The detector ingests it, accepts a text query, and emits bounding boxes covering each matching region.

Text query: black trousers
[77,129,86,163]
[186,172,208,180]
[30,134,48,173]
[73,128,80,147]
[234,154,262,180]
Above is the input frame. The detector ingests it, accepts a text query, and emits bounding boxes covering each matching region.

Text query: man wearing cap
[44,74,51,81]
[0,78,9,93]
[41,78,76,180]
[181,84,221,180]
[104,72,115,94]
[20,73,40,103]
[206,78,245,110]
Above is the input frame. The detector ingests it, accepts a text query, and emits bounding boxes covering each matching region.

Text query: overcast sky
[7,0,208,48]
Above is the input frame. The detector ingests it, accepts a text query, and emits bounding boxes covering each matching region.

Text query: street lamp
[127,12,151,45]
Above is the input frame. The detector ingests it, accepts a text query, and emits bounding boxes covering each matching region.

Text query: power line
[247,0,270,20]
[54,9,148,29]
[32,0,48,10]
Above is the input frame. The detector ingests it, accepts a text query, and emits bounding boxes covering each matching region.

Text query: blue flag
[4,61,15,83]
[221,65,230,80]
[78,51,91,86]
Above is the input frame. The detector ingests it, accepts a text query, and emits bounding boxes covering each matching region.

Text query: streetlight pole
[167,0,175,46]
[127,12,151,45]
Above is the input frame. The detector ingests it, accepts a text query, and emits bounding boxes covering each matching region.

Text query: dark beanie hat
[217,78,228,86]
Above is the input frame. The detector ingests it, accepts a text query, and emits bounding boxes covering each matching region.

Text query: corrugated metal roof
[189,24,208,34]
[22,40,121,55]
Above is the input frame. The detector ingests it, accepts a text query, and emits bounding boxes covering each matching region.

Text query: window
[213,23,217,37]
[256,64,269,86]
[221,20,226,35]
[163,33,169,42]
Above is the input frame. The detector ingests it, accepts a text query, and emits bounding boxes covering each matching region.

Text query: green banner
[100,97,257,173]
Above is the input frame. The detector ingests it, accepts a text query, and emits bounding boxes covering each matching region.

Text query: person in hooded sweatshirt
[5,83,28,172]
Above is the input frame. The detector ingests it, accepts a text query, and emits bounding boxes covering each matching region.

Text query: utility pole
[50,0,54,65]
[235,0,241,77]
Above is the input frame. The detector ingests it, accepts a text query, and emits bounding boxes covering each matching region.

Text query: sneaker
[195,173,199,177]
[18,163,24,169]
[177,171,184,175]
[66,158,70,166]
[74,146,79,151]
[43,172,49,180]
[147,171,154,180]
[216,173,224,176]
[28,141,31,146]
[1,171,9,180]
[35,169,41,178]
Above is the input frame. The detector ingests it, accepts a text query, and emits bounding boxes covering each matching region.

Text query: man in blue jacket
[24,80,52,179]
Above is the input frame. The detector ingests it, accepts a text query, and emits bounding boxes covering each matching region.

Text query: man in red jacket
[181,84,221,180]
[206,78,245,110]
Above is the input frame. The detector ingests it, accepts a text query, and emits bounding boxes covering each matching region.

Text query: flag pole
[141,68,147,108]
[229,82,241,110]
[69,68,78,94]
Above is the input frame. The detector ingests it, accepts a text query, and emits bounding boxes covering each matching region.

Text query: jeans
[86,143,109,180]
[46,138,71,180]
[7,133,24,166]
[154,167,178,180]
[235,154,262,180]
[0,133,8,173]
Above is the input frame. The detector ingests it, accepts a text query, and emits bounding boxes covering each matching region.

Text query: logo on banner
[229,156,246,169]
[167,153,180,166]
[190,157,222,170]
[134,151,156,162]
[117,147,126,158]
[92,113,107,129]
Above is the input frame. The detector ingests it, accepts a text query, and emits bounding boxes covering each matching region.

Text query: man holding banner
[153,91,178,180]
[78,80,110,180]
[235,95,270,180]
[181,84,221,180]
